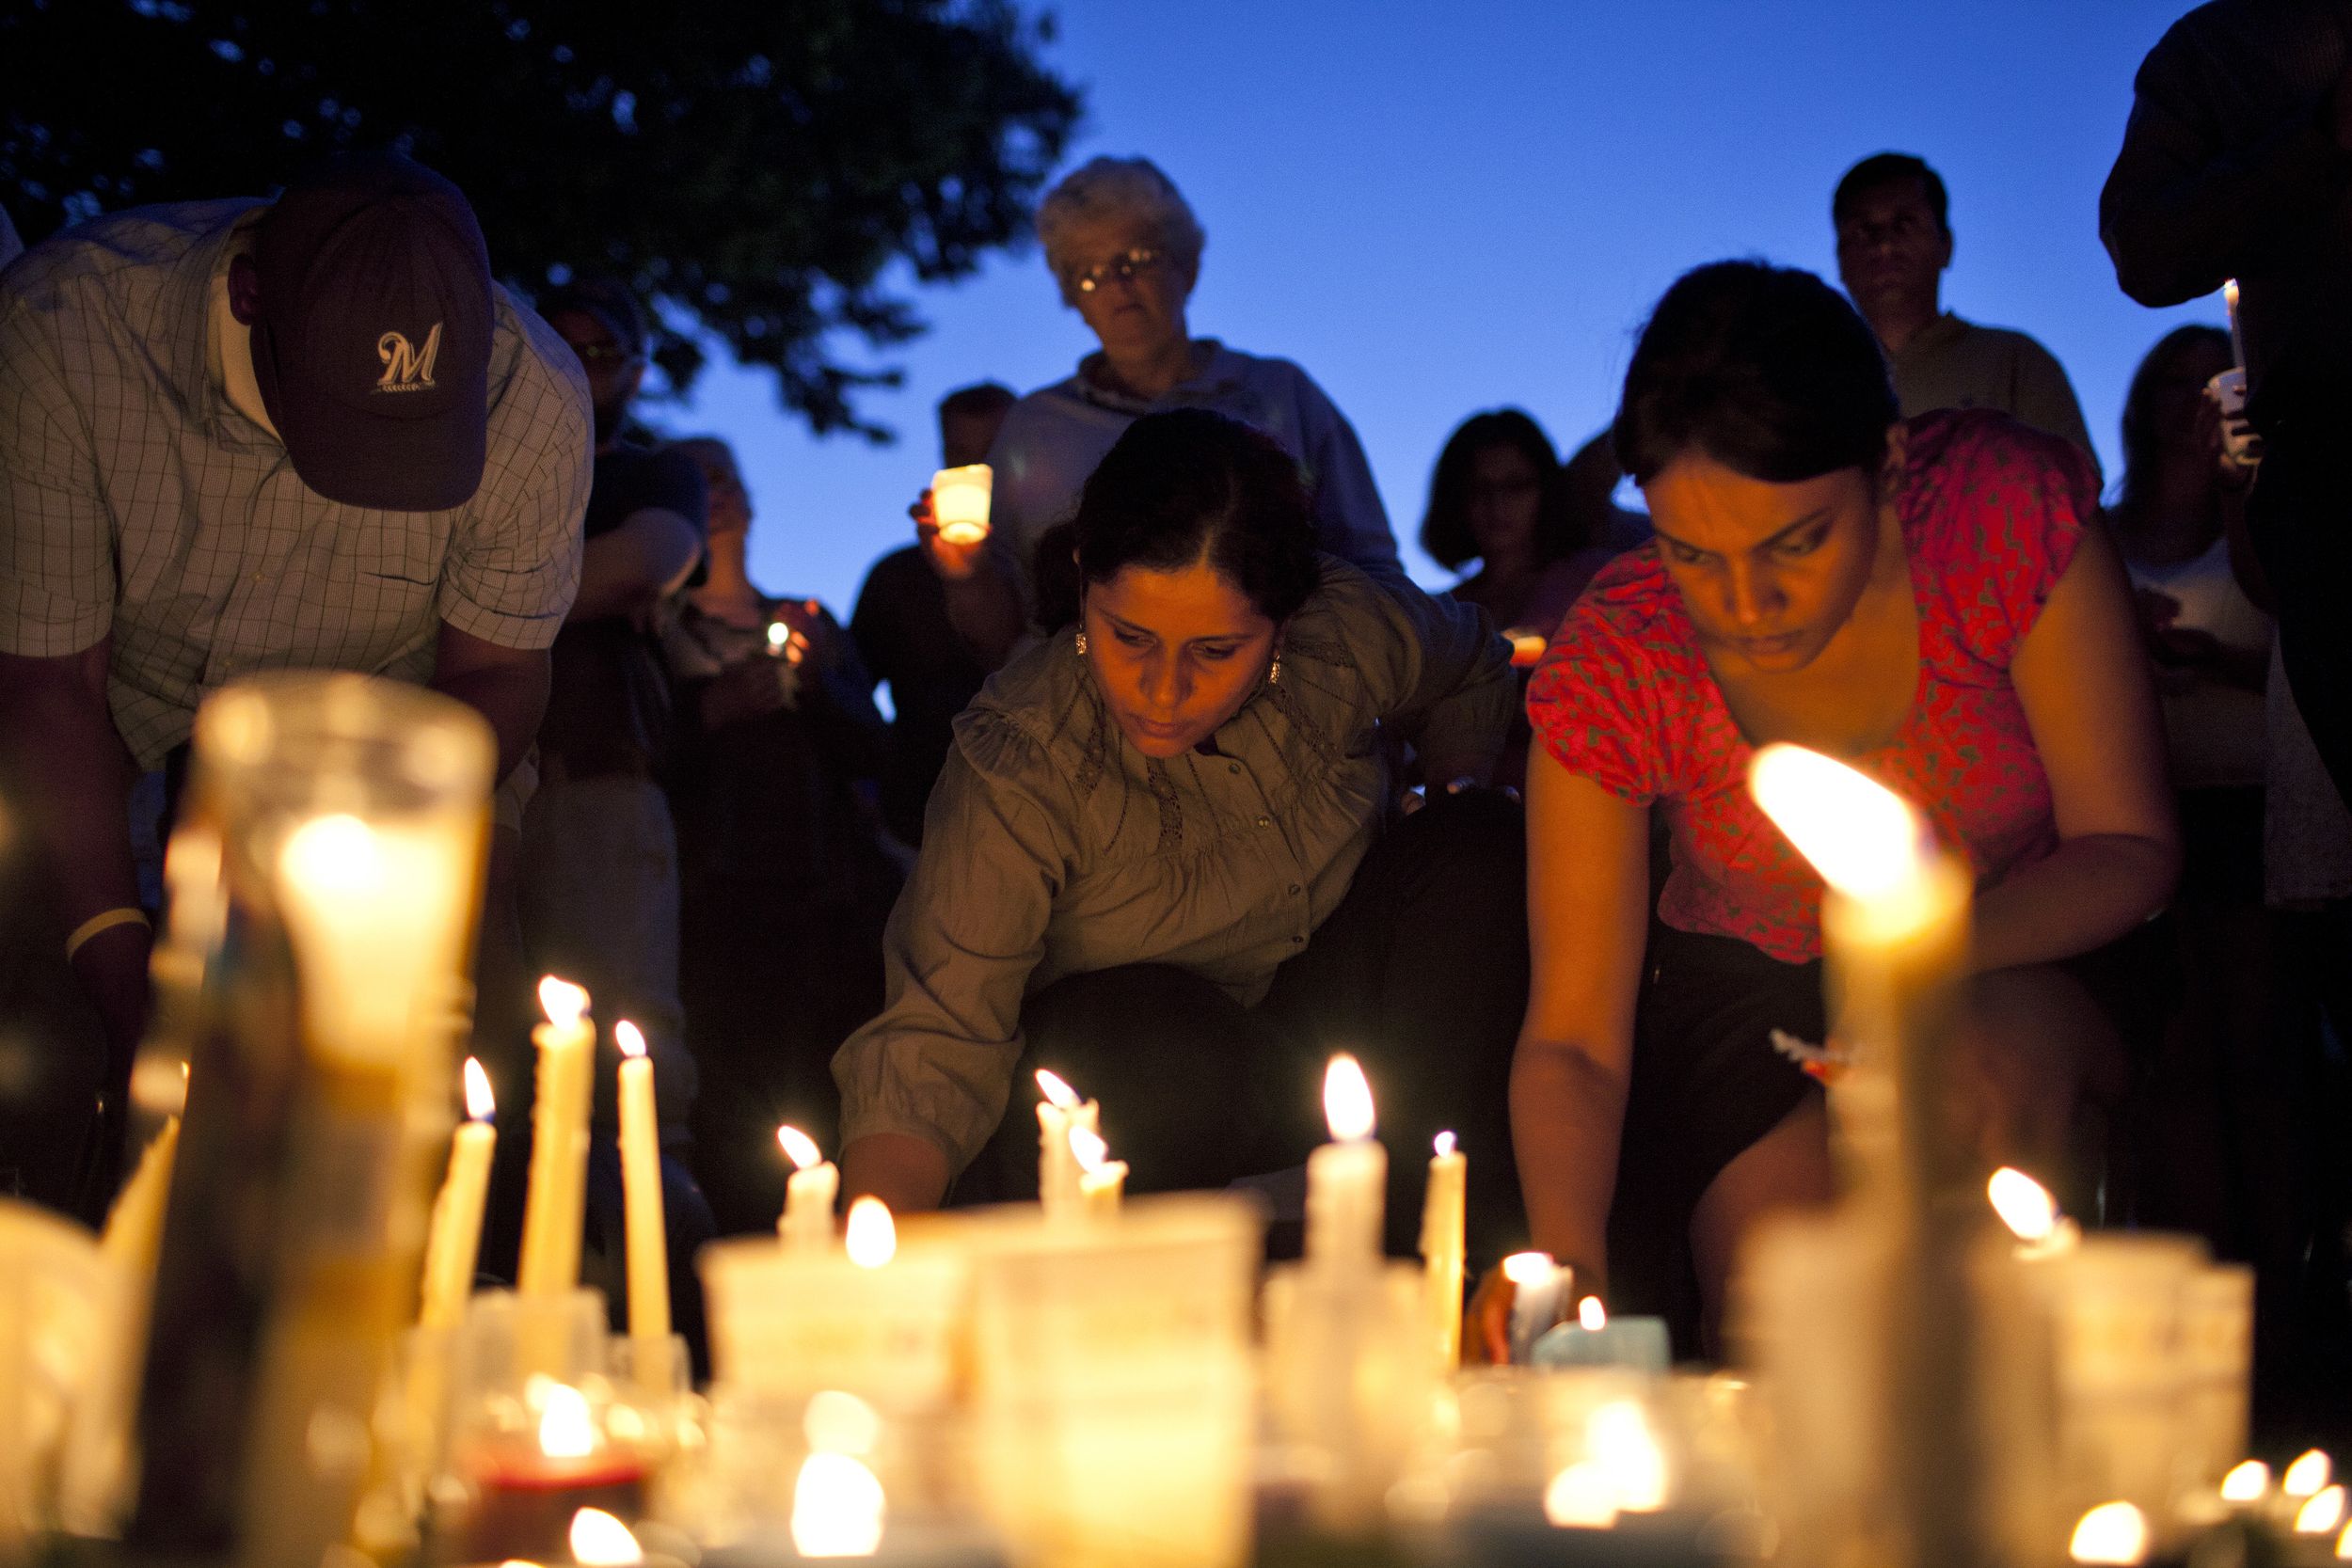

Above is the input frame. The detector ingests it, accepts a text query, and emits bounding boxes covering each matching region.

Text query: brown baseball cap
[250,151,495,512]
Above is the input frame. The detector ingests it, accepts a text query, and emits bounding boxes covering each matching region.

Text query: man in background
[850,382,1019,846]
[1835,151,2097,466]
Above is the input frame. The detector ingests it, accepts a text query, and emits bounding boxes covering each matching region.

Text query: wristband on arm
[65,907,151,963]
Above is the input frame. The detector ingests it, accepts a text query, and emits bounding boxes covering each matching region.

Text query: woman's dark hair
[1418,409,1585,570]
[2109,324,2233,533]
[1613,260,1898,486]
[1063,408,1321,627]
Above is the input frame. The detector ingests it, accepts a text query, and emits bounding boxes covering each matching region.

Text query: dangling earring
[1074,628,1089,657]
[1267,643,1282,687]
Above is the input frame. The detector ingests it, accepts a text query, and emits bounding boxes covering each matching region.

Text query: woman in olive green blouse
[834,409,1526,1255]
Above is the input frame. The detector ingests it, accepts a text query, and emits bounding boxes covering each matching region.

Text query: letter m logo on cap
[375,322,443,392]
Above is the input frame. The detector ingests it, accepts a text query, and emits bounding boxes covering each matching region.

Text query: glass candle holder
[931,465,993,546]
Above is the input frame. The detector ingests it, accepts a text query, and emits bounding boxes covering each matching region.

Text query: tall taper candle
[614,1021,671,1370]
[517,977,595,1296]
[1421,1131,1467,1368]
[419,1059,498,1328]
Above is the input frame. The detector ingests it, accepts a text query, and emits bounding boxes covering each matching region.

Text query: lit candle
[568,1506,644,1566]
[1501,1251,1567,1364]
[1306,1053,1386,1269]
[2070,1501,2150,1565]
[776,1125,840,1254]
[846,1196,896,1269]
[613,1021,670,1379]
[1420,1131,1467,1369]
[1034,1068,1099,1220]
[419,1059,498,1329]
[1069,1124,1127,1220]
[931,463,993,546]
[1986,1166,2081,1260]
[2224,279,2245,372]
[2287,1450,2334,1500]
[1529,1293,1673,1374]
[517,976,595,1297]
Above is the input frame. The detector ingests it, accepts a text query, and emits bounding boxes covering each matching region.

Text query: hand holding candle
[613,1022,670,1374]
[930,463,993,546]
[518,976,595,1297]
[420,1059,498,1328]
[777,1125,840,1253]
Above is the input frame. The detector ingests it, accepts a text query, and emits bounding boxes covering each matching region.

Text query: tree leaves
[0,0,1082,438]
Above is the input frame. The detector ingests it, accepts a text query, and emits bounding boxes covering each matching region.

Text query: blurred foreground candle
[2289,1451,2335,1500]
[1421,1131,1466,1369]
[1307,1053,1385,1268]
[2070,1501,2150,1565]
[931,463,993,546]
[1034,1069,1098,1220]
[570,1505,644,1566]
[614,1022,670,1386]
[519,976,595,1297]
[420,1059,499,1329]
[1069,1124,1127,1219]
[100,1114,181,1283]
[437,1376,651,1566]
[777,1125,839,1253]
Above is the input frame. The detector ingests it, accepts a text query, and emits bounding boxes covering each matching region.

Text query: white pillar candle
[613,1022,670,1372]
[1502,1251,1567,1364]
[1421,1131,1467,1369]
[1034,1068,1099,1220]
[517,977,596,1297]
[1069,1124,1127,1220]
[1306,1053,1386,1269]
[776,1125,840,1254]
[419,1059,498,1329]
[930,464,993,546]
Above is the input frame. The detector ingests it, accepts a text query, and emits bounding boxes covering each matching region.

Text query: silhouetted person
[1835,152,2096,466]
[851,383,1019,846]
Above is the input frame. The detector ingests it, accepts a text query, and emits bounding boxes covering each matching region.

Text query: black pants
[961,789,1530,1263]
[2250,369,2352,814]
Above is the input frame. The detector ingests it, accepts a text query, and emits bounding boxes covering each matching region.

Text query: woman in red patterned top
[1510,261,2177,1352]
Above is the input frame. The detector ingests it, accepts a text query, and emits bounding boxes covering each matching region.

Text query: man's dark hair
[1833,151,1949,236]
[1073,409,1321,625]
[1613,260,1898,486]
[938,381,1016,423]
[535,276,646,355]
[1420,408,1586,570]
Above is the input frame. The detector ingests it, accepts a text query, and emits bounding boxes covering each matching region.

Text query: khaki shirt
[834,560,1515,1169]
[1891,313,2099,476]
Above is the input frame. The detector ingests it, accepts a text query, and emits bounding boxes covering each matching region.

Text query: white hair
[1035,156,1206,301]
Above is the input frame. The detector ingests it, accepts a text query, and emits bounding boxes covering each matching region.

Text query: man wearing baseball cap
[0,151,591,1212]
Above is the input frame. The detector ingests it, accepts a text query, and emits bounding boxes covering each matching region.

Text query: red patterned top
[1526,410,2095,963]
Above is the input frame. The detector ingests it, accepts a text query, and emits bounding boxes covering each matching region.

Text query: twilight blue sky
[669,0,2221,618]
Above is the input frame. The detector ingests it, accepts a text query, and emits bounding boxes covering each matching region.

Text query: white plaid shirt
[0,198,591,768]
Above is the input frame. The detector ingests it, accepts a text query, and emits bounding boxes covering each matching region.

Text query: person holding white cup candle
[1505,260,2178,1356]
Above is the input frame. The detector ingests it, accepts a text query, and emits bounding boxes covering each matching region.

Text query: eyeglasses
[1070,246,1163,294]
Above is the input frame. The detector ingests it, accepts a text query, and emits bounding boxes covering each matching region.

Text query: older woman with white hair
[987,156,1398,590]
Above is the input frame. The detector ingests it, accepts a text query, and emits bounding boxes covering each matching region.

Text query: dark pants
[961,789,1531,1264]
[2250,370,2352,813]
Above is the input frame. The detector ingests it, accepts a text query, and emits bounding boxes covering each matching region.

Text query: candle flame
[1579,1295,1608,1331]
[791,1451,885,1558]
[844,1196,896,1268]
[2298,1486,2347,1536]
[615,1020,646,1060]
[568,1508,644,1567]
[1748,744,1929,900]
[1543,1462,1619,1529]
[536,1382,595,1459]
[2222,1460,2270,1502]
[1434,1131,1456,1158]
[803,1389,882,1457]
[537,975,589,1031]
[2070,1502,2150,1565]
[1987,1167,2059,1243]
[2289,1451,2335,1497]
[1588,1399,1668,1513]
[1502,1250,1557,1288]
[2337,1522,2351,1560]
[778,1124,823,1171]
[768,621,789,650]
[2224,278,2240,309]
[1035,1068,1080,1109]
[463,1056,495,1121]
[278,813,381,895]
[1068,1123,1108,1174]
[1323,1053,1375,1141]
